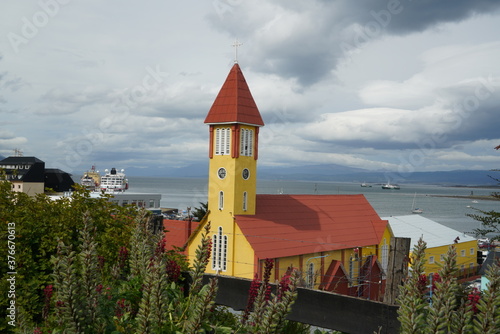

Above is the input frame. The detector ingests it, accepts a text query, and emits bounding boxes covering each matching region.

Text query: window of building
[243,191,247,211]
[470,248,474,255]
[215,128,231,155]
[461,250,466,257]
[429,256,435,264]
[212,227,228,272]
[306,263,314,288]
[381,239,389,274]
[240,129,254,156]
[440,254,445,262]
[219,191,224,210]
[349,254,359,286]
[149,200,155,208]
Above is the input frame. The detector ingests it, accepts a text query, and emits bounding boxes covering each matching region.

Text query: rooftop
[236,194,388,259]
[383,215,476,249]
[204,63,264,127]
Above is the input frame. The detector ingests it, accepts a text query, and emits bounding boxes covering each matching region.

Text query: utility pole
[383,237,411,305]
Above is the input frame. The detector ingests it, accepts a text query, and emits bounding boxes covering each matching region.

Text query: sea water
[128,176,499,237]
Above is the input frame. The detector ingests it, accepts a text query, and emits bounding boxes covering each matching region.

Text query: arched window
[212,226,228,272]
[306,262,315,288]
[349,254,360,287]
[219,191,224,210]
[381,239,389,276]
[243,191,248,211]
[215,128,231,155]
[240,129,254,156]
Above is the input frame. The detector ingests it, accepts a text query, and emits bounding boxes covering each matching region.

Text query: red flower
[242,274,262,323]
[42,285,54,319]
[467,287,481,313]
[154,237,167,257]
[115,298,128,319]
[430,273,441,292]
[166,259,181,282]
[118,246,129,269]
[43,285,53,300]
[417,274,428,294]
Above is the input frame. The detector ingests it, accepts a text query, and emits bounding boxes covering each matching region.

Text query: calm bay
[127,176,499,237]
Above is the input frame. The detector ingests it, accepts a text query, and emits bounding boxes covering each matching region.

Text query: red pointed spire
[204,63,264,126]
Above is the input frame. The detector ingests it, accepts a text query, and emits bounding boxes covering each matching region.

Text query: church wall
[232,224,255,279]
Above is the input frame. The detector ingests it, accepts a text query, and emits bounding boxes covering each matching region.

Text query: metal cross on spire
[232,40,243,63]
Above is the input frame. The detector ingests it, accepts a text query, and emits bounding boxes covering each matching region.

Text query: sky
[1,0,500,177]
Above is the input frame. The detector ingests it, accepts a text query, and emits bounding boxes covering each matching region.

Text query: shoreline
[429,194,500,201]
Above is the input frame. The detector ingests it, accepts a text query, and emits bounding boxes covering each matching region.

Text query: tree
[469,145,500,241]
[0,179,137,331]
[192,201,208,221]
[397,237,500,333]
[1,182,306,333]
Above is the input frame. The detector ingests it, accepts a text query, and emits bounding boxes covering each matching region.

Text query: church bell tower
[204,63,264,217]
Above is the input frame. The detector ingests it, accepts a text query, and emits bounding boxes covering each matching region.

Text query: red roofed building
[163,218,200,252]
[185,62,392,300]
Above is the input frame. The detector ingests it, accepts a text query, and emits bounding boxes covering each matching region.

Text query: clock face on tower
[217,167,227,179]
[242,168,250,180]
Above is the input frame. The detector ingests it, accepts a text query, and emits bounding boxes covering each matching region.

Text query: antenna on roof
[232,39,243,63]
[13,148,23,157]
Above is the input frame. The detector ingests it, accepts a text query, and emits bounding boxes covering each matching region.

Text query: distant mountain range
[121,162,499,186]
[4,153,495,186]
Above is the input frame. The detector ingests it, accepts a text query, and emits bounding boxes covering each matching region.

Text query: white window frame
[215,128,231,155]
[243,191,247,211]
[461,250,466,257]
[349,255,359,286]
[219,191,224,210]
[429,256,435,264]
[240,129,254,156]
[381,239,389,274]
[212,227,228,272]
[470,248,474,255]
[306,263,315,288]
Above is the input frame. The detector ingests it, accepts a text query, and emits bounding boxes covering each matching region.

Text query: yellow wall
[187,219,256,279]
[232,224,255,279]
[207,125,258,216]
[422,240,477,275]
[189,124,260,278]
[258,244,383,289]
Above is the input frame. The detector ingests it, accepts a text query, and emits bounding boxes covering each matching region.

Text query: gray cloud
[209,0,500,86]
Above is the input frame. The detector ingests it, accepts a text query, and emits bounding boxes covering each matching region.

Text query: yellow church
[185,62,393,300]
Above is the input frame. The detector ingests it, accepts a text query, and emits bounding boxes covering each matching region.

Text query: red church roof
[204,63,264,126]
[234,194,387,259]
